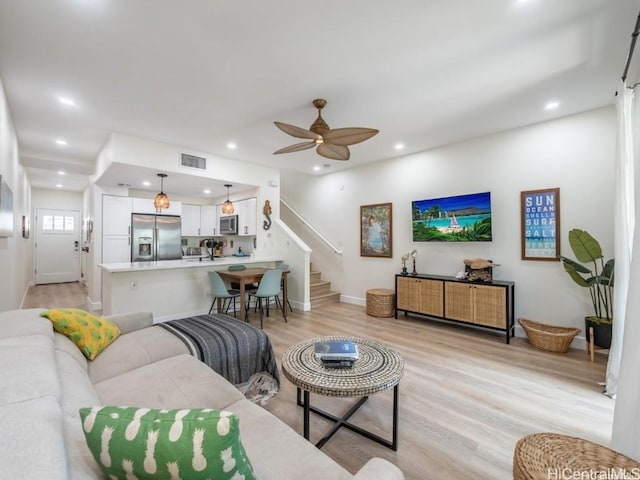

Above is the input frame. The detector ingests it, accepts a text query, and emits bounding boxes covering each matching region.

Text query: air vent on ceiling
[180,153,207,170]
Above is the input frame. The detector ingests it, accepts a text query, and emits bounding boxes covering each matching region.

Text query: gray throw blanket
[158,314,280,404]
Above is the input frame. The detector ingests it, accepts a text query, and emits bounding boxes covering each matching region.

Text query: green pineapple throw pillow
[79,406,256,480]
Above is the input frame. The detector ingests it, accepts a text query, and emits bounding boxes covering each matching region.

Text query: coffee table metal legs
[296,385,399,451]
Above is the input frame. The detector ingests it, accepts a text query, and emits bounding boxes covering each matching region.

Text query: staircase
[310,268,341,308]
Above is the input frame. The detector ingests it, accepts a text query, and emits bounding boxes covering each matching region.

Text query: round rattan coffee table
[282,336,404,450]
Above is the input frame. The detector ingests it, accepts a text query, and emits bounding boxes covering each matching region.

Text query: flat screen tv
[412,191,492,242]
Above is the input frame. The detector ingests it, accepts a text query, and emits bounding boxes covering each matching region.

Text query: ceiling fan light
[314,138,324,144]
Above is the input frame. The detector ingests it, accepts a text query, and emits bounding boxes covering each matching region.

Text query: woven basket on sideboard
[518,318,580,353]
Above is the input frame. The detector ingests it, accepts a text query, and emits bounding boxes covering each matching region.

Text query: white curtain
[611,81,640,459]
[606,81,636,397]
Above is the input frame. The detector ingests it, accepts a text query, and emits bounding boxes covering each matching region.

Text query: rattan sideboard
[395,273,515,343]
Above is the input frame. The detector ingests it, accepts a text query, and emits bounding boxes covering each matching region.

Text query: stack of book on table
[314,339,359,368]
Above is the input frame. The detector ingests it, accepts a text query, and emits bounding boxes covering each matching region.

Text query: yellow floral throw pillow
[41,308,121,360]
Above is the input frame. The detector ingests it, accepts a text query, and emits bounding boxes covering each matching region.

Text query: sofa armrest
[104,312,153,334]
[353,458,405,480]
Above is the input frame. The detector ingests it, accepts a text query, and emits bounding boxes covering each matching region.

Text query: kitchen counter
[99,256,277,273]
[99,257,284,320]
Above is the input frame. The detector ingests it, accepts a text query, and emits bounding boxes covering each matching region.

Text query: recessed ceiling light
[57,170,66,175]
[227,142,237,150]
[395,143,404,150]
[56,184,63,188]
[203,189,211,194]
[544,101,559,110]
[142,181,151,187]
[313,166,321,171]
[58,97,76,107]
[55,139,67,146]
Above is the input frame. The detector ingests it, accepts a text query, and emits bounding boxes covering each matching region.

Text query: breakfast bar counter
[99,257,284,320]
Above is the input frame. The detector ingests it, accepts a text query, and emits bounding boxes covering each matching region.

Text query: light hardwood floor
[23,283,613,480]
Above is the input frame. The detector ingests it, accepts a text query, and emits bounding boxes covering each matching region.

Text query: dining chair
[207,271,241,317]
[246,269,285,329]
[278,263,293,313]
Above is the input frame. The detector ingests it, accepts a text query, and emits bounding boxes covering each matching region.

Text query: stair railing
[281,199,343,255]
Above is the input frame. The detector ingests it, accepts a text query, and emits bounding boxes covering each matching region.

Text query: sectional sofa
[0,308,403,479]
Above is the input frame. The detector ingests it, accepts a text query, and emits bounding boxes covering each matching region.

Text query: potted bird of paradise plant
[560,229,614,348]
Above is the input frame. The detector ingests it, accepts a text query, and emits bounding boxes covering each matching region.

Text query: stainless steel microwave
[219,215,238,235]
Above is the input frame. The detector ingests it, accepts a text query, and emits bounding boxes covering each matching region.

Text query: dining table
[216,267,289,321]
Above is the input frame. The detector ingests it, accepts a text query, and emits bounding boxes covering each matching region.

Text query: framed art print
[360,203,392,257]
[521,188,560,261]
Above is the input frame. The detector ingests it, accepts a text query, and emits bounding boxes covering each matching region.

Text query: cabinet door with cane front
[397,277,443,317]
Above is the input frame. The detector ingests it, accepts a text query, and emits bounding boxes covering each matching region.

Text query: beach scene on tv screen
[412,192,492,242]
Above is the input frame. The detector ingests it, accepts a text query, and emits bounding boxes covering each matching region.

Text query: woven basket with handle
[518,318,580,353]
[513,433,640,480]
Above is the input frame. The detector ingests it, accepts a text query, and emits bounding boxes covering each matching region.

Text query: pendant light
[153,173,170,210]
[221,184,234,214]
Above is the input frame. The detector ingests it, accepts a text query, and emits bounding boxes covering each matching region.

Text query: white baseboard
[85,296,102,311]
[340,295,365,306]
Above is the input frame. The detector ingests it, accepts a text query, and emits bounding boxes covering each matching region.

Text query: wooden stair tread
[309,268,340,308]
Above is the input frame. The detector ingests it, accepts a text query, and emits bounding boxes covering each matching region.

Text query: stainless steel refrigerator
[131,214,182,261]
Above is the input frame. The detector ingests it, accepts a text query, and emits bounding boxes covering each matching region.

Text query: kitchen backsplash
[181,236,255,256]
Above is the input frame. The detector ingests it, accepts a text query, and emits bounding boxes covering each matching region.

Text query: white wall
[32,188,83,212]
[281,106,616,339]
[0,75,32,311]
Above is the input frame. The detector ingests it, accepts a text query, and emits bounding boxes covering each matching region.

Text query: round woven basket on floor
[366,289,395,317]
[513,433,640,480]
[518,318,580,353]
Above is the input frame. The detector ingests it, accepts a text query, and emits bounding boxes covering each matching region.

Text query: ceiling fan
[273,99,379,161]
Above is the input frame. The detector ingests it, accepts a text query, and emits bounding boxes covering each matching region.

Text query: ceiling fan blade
[317,143,350,161]
[274,121,321,141]
[273,141,316,155]
[323,127,379,146]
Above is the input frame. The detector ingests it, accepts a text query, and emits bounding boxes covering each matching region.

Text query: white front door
[35,208,81,284]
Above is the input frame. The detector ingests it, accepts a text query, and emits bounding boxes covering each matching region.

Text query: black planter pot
[585,318,612,349]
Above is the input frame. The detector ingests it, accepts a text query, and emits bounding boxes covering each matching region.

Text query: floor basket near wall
[513,433,640,480]
[366,289,395,318]
[518,318,580,353]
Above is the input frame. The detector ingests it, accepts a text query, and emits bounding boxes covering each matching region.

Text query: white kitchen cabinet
[200,205,217,236]
[181,204,201,236]
[102,195,132,236]
[132,197,182,215]
[237,197,257,236]
[102,235,131,263]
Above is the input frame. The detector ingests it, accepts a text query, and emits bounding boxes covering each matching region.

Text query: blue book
[314,340,358,359]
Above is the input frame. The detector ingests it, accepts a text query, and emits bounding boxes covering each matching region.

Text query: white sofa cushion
[88,326,188,384]
[0,335,61,406]
[62,412,104,479]
[54,332,89,371]
[0,396,69,480]
[225,398,353,480]
[55,349,101,417]
[0,308,51,339]
[94,354,245,410]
